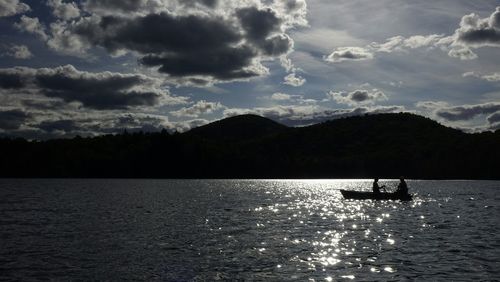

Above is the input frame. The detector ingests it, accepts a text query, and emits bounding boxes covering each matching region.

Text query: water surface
[1,179,499,280]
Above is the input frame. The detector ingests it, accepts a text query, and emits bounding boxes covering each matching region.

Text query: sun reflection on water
[245,179,425,279]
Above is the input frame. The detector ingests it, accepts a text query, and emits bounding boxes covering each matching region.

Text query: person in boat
[396,177,408,195]
[372,178,386,194]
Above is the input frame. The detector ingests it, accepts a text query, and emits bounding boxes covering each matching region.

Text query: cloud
[47,0,80,20]
[0,71,25,88]
[223,104,318,125]
[487,112,500,124]
[21,1,307,85]
[24,112,174,138]
[7,103,407,138]
[283,72,306,86]
[81,113,209,134]
[270,92,293,101]
[37,119,79,133]
[0,109,31,130]
[72,9,281,82]
[327,89,387,106]
[447,46,478,60]
[263,92,315,105]
[46,21,92,56]
[331,33,480,62]
[14,16,48,41]
[236,6,292,56]
[223,104,405,126]
[0,0,30,17]
[416,101,500,132]
[454,7,500,48]
[325,33,456,63]
[372,34,447,52]
[112,114,171,132]
[0,65,187,110]
[173,118,210,133]
[83,0,164,16]
[488,122,500,131]
[325,47,373,63]
[2,44,32,59]
[292,28,365,54]
[9,103,407,138]
[171,100,224,118]
[415,101,449,110]
[279,55,295,72]
[89,113,173,134]
[463,71,500,82]
[325,7,500,62]
[427,102,500,121]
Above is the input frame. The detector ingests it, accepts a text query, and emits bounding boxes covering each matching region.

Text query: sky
[0,0,499,139]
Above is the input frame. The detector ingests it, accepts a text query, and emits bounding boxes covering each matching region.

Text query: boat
[340,189,413,201]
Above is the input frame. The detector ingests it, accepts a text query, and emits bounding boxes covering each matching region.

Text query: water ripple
[0,179,499,280]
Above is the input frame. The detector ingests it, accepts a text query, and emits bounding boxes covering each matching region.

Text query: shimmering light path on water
[0,179,499,280]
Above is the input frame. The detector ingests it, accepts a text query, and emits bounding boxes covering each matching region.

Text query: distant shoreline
[1,113,499,179]
[1,178,499,181]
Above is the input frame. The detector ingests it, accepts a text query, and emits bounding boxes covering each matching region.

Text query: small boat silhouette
[340,189,413,201]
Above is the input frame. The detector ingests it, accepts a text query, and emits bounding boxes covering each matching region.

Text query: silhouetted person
[372,178,385,194]
[396,177,408,195]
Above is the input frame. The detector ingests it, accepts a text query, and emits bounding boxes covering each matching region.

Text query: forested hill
[1,113,499,179]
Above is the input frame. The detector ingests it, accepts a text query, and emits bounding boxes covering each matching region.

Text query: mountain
[0,113,499,179]
[185,114,287,142]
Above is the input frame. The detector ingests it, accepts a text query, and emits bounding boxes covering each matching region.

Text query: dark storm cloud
[458,28,500,45]
[487,112,500,124]
[0,65,172,110]
[26,1,304,84]
[38,119,79,133]
[84,0,218,15]
[70,12,273,81]
[327,90,387,105]
[43,88,158,110]
[237,6,291,56]
[35,71,159,110]
[84,0,151,14]
[489,123,500,132]
[258,33,292,56]
[21,99,70,111]
[435,103,500,121]
[0,109,31,130]
[76,13,241,55]
[182,0,218,8]
[0,72,26,89]
[353,92,371,102]
[455,7,500,47]
[139,46,259,79]
[237,7,280,40]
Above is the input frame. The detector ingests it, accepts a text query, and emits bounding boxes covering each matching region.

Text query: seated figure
[396,177,408,195]
[372,178,385,194]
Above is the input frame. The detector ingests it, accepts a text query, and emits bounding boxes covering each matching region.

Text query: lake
[0,179,499,280]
